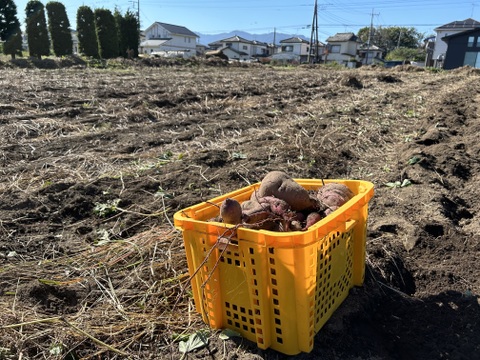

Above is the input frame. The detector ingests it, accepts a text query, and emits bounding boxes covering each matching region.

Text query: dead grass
[0,226,202,359]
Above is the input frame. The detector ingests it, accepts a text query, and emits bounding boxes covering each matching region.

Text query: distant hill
[196,30,309,46]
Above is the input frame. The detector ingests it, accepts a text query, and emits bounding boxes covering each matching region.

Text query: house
[271,37,317,63]
[442,28,480,69]
[209,36,251,54]
[325,32,360,65]
[423,36,436,67]
[251,40,271,58]
[357,43,383,65]
[71,30,79,54]
[196,43,208,57]
[140,22,199,58]
[432,18,480,67]
[207,35,271,60]
[205,46,250,61]
[208,35,270,60]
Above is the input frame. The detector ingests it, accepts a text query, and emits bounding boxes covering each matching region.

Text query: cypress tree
[76,5,98,58]
[114,8,124,57]
[25,0,50,59]
[46,1,72,56]
[94,8,118,59]
[0,0,23,59]
[121,10,140,58]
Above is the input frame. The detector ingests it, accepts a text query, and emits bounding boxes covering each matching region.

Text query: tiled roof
[280,37,309,44]
[435,18,480,30]
[219,35,253,44]
[326,32,358,42]
[155,22,198,37]
[358,43,382,51]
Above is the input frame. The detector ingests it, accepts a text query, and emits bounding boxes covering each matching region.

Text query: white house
[206,46,250,61]
[271,37,318,63]
[325,32,360,65]
[140,22,199,58]
[357,43,383,65]
[432,18,480,67]
[251,40,270,57]
[207,35,271,60]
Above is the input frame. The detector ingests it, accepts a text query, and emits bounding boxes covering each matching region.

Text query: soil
[0,59,479,360]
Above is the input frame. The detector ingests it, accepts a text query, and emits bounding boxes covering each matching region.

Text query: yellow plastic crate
[174,179,374,355]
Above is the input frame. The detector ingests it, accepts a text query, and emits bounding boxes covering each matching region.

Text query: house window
[282,45,293,52]
[468,36,475,47]
[330,45,340,53]
[226,42,232,47]
[464,51,480,67]
[242,45,248,50]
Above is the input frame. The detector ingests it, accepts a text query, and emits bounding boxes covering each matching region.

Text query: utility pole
[308,0,319,63]
[366,9,378,65]
[131,0,140,28]
[272,27,276,55]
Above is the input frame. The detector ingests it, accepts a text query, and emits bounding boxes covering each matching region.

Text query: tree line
[357,26,427,61]
[0,0,140,60]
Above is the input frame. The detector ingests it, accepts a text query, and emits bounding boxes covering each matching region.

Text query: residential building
[140,22,199,58]
[325,32,360,65]
[196,43,208,57]
[432,18,480,67]
[71,30,78,54]
[251,40,270,57]
[207,35,270,60]
[357,43,383,65]
[205,46,250,61]
[423,36,436,67]
[442,28,480,69]
[271,37,318,63]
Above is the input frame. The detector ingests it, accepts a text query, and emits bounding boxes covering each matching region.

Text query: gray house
[442,28,480,69]
[433,18,480,67]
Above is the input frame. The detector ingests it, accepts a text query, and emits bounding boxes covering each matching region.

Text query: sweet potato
[304,212,322,229]
[220,198,242,225]
[257,196,290,216]
[257,171,318,211]
[317,183,354,210]
[240,197,281,230]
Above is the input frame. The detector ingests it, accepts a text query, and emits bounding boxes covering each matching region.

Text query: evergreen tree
[76,5,98,58]
[46,1,72,56]
[25,0,50,59]
[0,0,23,58]
[114,8,124,57]
[121,10,140,58]
[94,8,118,59]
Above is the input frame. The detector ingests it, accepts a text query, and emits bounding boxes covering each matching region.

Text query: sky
[11,0,480,42]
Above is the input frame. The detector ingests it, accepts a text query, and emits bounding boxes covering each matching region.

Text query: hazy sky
[12,0,480,41]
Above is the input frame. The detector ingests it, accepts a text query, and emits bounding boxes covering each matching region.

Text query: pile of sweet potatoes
[217,171,354,232]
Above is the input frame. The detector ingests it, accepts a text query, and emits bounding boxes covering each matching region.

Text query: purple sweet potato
[317,183,354,210]
[257,196,291,216]
[257,171,318,211]
[304,212,322,229]
[220,198,242,225]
